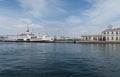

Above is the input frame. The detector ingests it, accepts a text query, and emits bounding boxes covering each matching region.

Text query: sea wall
[77,41,120,44]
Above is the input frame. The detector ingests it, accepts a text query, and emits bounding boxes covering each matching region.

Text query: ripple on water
[0,43,120,77]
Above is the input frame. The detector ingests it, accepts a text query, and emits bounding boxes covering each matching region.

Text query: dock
[76,41,120,44]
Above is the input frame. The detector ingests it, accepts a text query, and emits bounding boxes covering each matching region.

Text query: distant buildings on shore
[81,25,120,42]
[1,24,120,43]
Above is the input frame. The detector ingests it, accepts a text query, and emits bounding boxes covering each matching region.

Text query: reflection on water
[0,42,120,77]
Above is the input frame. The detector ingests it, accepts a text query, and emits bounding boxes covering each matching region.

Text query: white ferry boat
[3,26,54,42]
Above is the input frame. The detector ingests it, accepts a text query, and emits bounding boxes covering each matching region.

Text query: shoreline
[1,40,120,44]
[76,41,120,44]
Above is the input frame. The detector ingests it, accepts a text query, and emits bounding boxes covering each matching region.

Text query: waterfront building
[81,25,120,42]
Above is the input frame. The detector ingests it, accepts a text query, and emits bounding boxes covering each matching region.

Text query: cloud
[0,16,45,35]
[38,16,83,37]
[39,15,103,37]
[65,16,82,24]
[45,0,120,37]
[19,0,66,17]
[1,0,120,37]
[85,0,120,26]
[0,16,32,26]
[13,24,44,29]
[0,15,83,37]
[0,16,16,27]
[65,0,120,37]
[39,16,81,29]
[18,18,32,24]
[13,18,44,29]
[10,0,89,37]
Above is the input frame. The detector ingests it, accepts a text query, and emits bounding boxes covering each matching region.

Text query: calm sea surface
[0,42,120,77]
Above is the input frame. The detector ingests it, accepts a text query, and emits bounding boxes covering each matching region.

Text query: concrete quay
[77,41,120,44]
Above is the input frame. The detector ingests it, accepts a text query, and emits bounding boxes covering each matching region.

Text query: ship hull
[3,40,54,43]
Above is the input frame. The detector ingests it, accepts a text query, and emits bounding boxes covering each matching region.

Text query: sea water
[0,42,120,77]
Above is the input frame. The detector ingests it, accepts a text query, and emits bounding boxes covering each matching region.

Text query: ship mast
[26,24,29,32]
[25,24,30,35]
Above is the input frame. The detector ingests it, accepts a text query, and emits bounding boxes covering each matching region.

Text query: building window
[116,37,118,40]
[107,37,109,40]
[116,32,118,35]
[112,37,113,40]
[112,32,113,35]
[107,32,109,35]
[89,37,91,40]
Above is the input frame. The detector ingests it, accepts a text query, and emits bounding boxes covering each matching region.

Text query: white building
[102,25,120,41]
[81,25,120,42]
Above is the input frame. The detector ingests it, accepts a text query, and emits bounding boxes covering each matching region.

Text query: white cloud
[13,24,43,28]
[45,16,82,27]
[0,16,16,27]
[43,0,120,37]
[1,0,120,37]
[0,16,45,35]
[85,0,120,26]
[66,0,120,37]
[18,18,32,24]
[38,16,83,37]
[30,24,44,29]
[0,16,102,37]
[65,16,82,24]
[19,0,66,17]
[13,18,44,30]
[0,16,32,26]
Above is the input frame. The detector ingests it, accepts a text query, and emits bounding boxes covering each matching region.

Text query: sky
[0,0,120,37]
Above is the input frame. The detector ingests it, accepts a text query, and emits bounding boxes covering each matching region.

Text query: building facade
[81,25,120,41]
